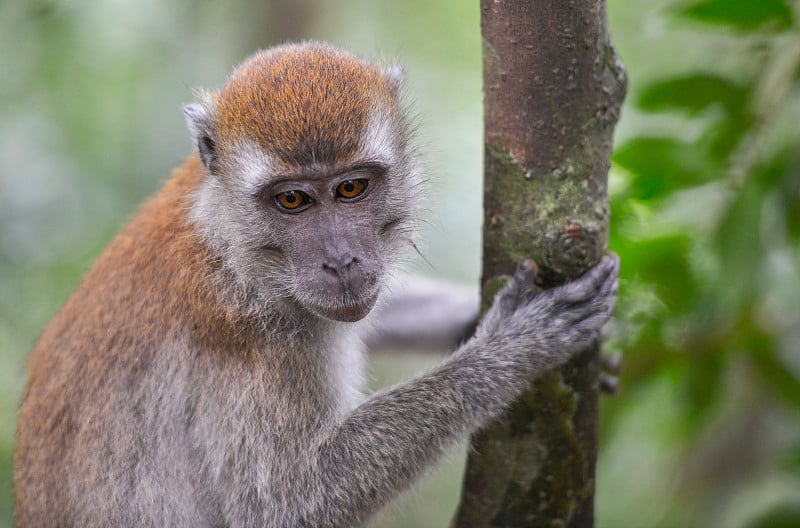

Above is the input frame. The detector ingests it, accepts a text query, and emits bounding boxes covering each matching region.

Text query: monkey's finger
[600,374,620,395]
[601,351,623,374]
[563,253,619,303]
[595,253,620,293]
[571,286,617,328]
[565,271,617,319]
[560,293,615,327]
[485,273,522,322]
[600,277,619,307]
[489,260,538,318]
[600,253,620,295]
[560,327,601,356]
[558,254,618,305]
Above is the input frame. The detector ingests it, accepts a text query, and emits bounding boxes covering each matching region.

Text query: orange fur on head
[214,42,396,167]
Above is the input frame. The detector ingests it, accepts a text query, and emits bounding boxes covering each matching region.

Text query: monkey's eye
[336,179,368,201]
[275,190,311,211]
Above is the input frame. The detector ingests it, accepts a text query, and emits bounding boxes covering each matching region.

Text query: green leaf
[613,137,720,200]
[679,0,794,32]
[639,74,749,116]
[638,75,757,161]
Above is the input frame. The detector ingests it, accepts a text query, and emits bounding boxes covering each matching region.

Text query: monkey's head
[184,42,421,322]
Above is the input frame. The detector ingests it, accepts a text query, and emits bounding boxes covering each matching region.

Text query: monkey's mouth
[304,291,379,323]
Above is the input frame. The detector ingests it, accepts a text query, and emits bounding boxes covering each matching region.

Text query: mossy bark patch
[457,345,600,528]
[482,144,609,285]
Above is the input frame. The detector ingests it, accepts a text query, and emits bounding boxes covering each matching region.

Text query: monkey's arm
[361,275,479,351]
[311,255,619,527]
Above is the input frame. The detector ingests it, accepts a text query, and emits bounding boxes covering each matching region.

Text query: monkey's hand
[475,253,619,375]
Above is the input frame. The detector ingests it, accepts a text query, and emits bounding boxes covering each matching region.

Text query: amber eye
[275,190,310,211]
[336,179,368,200]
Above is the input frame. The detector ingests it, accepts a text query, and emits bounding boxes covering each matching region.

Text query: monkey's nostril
[323,257,357,275]
[322,262,339,277]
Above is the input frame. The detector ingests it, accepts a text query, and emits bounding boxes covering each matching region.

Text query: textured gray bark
[454,1,626,527]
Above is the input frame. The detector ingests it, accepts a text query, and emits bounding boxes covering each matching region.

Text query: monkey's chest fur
[18,314,366,527]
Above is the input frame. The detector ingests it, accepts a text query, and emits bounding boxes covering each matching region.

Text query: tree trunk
[454,1,626,527]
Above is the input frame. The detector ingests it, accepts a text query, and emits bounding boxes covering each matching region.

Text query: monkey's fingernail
[603,252,620,268]
[600,374,620,395]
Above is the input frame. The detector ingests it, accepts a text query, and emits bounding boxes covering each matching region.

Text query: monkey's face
[185,44,421,322]
[190,138,419,323]
[256,162,393,322]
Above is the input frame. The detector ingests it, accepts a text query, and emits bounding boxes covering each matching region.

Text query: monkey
[14,42,619,528]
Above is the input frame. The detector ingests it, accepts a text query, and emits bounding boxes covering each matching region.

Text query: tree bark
[454,1,626,527]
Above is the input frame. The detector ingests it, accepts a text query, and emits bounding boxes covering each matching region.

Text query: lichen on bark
[482,144,609,285]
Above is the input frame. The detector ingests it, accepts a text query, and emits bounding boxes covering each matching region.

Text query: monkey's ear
[183,101,218,174]
[383,64,405,93]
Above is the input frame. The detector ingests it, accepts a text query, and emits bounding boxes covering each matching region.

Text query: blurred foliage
[600,0,800,526]
[1,0,800,527]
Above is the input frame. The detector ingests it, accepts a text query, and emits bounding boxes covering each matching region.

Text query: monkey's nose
[322,256,366,294]
[322,256,357,280]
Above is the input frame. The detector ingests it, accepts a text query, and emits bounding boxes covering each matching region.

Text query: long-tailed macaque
[15,42,619,527]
